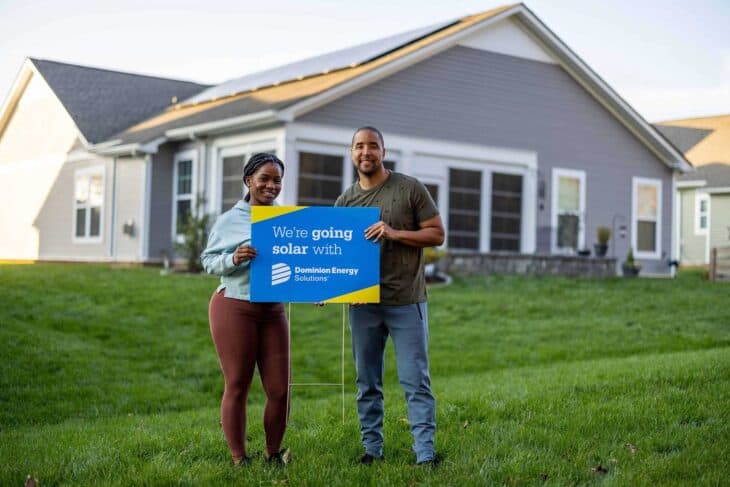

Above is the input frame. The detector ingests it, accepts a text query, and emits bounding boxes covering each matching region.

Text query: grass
[0,264,728,485]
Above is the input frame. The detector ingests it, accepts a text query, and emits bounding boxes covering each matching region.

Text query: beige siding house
[656,115,730,265]
[0,58,208,261]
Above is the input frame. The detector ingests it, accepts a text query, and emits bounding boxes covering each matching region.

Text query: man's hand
[365,221,397,242]
[232,244,256,265]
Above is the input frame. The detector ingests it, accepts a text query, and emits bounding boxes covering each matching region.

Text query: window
[632,177,662,258]
[297,152,343,205]
[448,168,481,250]
[74,167,104,241]
[695,193,709,236]
[173,151,196,238]
[221,154,246,213]
[552,169,586,252]
[491,173,522,252]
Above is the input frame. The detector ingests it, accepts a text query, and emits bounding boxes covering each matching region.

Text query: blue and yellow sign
[250,206,380,303]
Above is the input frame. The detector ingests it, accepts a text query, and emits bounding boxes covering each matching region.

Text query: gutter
[88,110,280,157]
[164,109,279,139]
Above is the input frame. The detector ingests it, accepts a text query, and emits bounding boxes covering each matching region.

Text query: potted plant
[622,248,641,277]
[424,247,446,278]
[594,226,611,257]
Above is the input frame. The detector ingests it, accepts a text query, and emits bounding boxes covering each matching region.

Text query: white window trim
[631,176,662,260]
[551,168,586,254]
[291,140,403,205]
[216,143,277,214]
[694,192,709,236]
[172,149,198,243]
[72,165,105,244]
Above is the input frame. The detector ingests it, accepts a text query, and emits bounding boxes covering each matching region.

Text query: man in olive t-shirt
[335,126,445,466]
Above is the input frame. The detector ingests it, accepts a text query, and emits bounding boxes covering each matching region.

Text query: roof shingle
[31,58,210,144]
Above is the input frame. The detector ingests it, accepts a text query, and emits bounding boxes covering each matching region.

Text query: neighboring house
[0,3,691,276]
[0,59,209,261]
[656,114,730,265]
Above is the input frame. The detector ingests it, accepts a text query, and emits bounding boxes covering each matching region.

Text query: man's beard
[357,159,381,176]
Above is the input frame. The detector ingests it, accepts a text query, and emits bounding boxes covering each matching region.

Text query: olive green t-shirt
[335,171,439,305]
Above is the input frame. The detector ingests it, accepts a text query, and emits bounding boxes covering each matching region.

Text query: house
[656,114,730,265]
[0,58,209,262]
[0,3,691,276]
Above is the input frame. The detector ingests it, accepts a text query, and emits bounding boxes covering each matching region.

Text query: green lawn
[0,264,728,486]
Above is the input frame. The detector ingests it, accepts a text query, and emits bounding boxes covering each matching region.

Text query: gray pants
[349,302,436,463]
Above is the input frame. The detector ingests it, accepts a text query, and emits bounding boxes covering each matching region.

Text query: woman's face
[245,162,283,206]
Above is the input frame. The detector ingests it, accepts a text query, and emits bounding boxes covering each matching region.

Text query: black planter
[594,243,608,257]
[622,266,640,278]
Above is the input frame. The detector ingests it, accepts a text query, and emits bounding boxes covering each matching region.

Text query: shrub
[174,196,212,272]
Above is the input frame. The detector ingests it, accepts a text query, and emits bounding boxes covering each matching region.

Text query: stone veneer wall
[442,253,617,278]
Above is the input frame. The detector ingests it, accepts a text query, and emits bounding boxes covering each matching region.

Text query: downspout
[141,154,152,262]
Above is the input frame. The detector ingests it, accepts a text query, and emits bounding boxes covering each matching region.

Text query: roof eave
[91,110,281,156]
[700,186,730,194]
[163,109,280,140]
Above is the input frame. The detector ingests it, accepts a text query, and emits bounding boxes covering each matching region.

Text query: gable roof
[678,162,730,191]
[0,58,210,145]
[656,114,730,166]
[653,124,713,153]
[32,59,211,144]
[94,3,690,173]
[100,4,515,151]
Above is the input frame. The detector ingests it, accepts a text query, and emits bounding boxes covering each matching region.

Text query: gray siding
[147,145,176,261]
[35,158,113,259]
[710,194,730,251]
[114,157,145,260]
[301,46,675,274]
[679,188,706,264]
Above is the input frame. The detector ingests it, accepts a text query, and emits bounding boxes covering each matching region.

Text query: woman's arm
[200,221,248,276]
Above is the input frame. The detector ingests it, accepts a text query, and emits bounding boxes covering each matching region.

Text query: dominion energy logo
[271,263,292,286]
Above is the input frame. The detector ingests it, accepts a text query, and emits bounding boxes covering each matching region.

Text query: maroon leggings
[209,290,290,458]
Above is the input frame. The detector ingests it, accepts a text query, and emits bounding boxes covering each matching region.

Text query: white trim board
[71,164,105,245]
[631,176,663,260]
[171,149,198,243]
[694,193,709,237]
[551,168,586,254]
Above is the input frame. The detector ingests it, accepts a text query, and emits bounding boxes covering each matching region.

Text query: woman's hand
[232,245,256,265]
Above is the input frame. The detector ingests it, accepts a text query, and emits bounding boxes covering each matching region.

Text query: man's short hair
[352,126,385,148]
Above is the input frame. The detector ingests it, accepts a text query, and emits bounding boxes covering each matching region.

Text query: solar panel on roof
[181,19,456,106]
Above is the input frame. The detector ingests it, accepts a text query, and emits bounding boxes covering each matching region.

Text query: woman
[201,153,290,466]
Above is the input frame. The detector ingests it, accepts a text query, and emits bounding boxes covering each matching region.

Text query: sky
[0,0,728,122]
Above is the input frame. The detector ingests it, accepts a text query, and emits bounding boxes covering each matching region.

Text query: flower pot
[622,266,640,278]
[594,243,608,257]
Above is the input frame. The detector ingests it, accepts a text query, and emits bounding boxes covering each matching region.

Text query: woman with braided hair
[201,152,290,466]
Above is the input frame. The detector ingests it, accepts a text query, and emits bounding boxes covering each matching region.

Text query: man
[335,126,445,466]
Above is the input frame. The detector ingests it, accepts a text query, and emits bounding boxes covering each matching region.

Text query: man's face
[351,129,385,176]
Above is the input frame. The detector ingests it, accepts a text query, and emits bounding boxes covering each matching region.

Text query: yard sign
[250,206,380,303]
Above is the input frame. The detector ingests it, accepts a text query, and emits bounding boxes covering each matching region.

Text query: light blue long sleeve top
[200,200,253,300]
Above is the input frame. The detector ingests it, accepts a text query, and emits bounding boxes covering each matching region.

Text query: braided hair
[243,152,285,201]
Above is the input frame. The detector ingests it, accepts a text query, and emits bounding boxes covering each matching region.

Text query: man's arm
[364,215,445,247]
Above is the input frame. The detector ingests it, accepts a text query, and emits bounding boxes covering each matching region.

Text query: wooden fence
[709,247,730,281]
